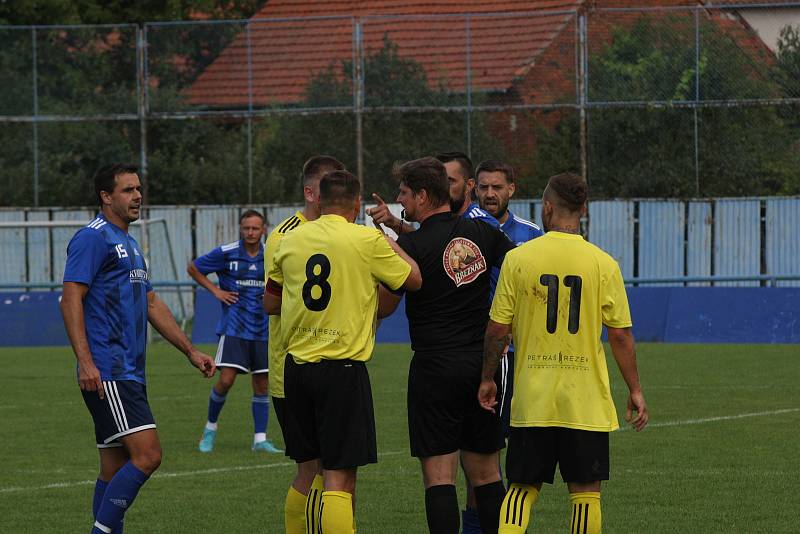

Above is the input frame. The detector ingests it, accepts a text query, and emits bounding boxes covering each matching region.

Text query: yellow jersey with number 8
[269,214,411,364]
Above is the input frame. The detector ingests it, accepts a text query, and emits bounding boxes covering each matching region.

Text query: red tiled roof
[705,0,798,6]
[183,0,775,108]
[184,0,583,107]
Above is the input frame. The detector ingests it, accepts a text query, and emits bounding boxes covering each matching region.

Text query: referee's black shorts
[407,349,505,458]
[506,426,610,484]
[284,354,377,470]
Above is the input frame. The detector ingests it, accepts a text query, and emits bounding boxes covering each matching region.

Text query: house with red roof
[183,0,797,110]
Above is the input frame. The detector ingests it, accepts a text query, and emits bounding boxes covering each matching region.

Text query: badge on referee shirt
[443,237,487,287]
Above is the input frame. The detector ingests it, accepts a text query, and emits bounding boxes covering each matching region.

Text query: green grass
[2,343,799,533]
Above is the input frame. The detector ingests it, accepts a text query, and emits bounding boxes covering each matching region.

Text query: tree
[0,2,263,206]
[585,15,800,197]
[255,37,503,203]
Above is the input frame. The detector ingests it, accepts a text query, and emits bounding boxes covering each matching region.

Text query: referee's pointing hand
[366,193,399,234]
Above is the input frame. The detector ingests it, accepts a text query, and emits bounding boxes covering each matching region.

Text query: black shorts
[215,335,268,374]
[407,350,505,458]
[498,351,514,437]
[271,396,290,454]
[81,380,157,448]
[505,427,610,484]
[284,355,377,470]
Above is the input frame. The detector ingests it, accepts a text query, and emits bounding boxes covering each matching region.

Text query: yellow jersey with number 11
[489,231,632,432]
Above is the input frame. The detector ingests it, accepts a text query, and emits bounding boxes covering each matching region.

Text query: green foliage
[0,1,263,25]
[1,11,798,206]
[585,16,800,197]
[257,37,502,202]
[775,24,800,98]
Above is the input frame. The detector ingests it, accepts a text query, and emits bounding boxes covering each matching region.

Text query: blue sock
[92,479,109,518]
[91,462,148,534]
[461,505,482,534]
[252,394,270,435]
[207,387,227,424]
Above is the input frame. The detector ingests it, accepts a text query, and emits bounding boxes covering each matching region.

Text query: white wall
[738,7,800,52]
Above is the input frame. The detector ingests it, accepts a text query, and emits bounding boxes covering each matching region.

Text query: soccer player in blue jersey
[475,160,543,247]
[367,151,500,234]
[61,163,215,534]
[476,159,543,427]
[189,209,281,453]
[437,152,500,229]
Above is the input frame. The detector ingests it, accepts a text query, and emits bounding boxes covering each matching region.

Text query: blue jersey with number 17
[63,214,152,385]
[193,240,268,342]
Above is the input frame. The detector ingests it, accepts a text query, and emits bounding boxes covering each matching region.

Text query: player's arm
[607,327,648,432]
[187,256,238,305]
[146,291,215,378]
[374,233,421,318]
[377,284,402,319]
[478,320,512,412]
[383,234,421,291]
[60,281,105,399]
[263,278,282,315]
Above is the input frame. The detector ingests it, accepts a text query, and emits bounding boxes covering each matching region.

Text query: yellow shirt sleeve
[267,238,285,287]
[264,228,281,283]
[369,232,412,290]
[601,260,632,328]
[489,253,516,325]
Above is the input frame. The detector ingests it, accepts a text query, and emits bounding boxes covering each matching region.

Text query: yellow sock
[499,483,539,533]
[320,491,355,534]
[305,475,325,534]
[570,492,601,534]
[285,486,308,534]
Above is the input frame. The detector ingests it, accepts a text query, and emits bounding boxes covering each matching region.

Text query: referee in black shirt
[379,157,515,534]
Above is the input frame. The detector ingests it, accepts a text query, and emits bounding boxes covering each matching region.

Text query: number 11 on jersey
[539,274,582,334]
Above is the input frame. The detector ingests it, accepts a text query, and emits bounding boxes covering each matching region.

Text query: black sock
[425,484,460,534]
[474,480,506,534]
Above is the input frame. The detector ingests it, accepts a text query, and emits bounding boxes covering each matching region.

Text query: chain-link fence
[1,5,799,207]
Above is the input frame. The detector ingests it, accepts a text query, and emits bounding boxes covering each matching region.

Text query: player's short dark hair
[302,155,345,186]
[319,170,361,210]
[545,172,588,212]
[393,157,449,208]
[94,163,139,206]
[239,209,265,224]
[435,151,474,180]
[476,160,515,184]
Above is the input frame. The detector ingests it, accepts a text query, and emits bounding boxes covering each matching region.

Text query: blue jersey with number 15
[63,214,152,385]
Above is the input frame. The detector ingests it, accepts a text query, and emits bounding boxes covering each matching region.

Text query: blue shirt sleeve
[193,247,226,275]
[478,213,501,229]
[63,229,108,287]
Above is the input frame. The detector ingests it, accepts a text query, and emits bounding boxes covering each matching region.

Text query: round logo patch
[443,237,487,287]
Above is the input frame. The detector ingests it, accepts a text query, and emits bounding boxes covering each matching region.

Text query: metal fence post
[246,20,254,204]
[693,7,701,197]
[578,14,588,183]
[354,19,364,186]
[137,25,149,209]
[466,15,472,159]
[31,27,39,207]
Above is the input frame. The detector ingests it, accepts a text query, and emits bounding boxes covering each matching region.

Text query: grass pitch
[1,343,798,533]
